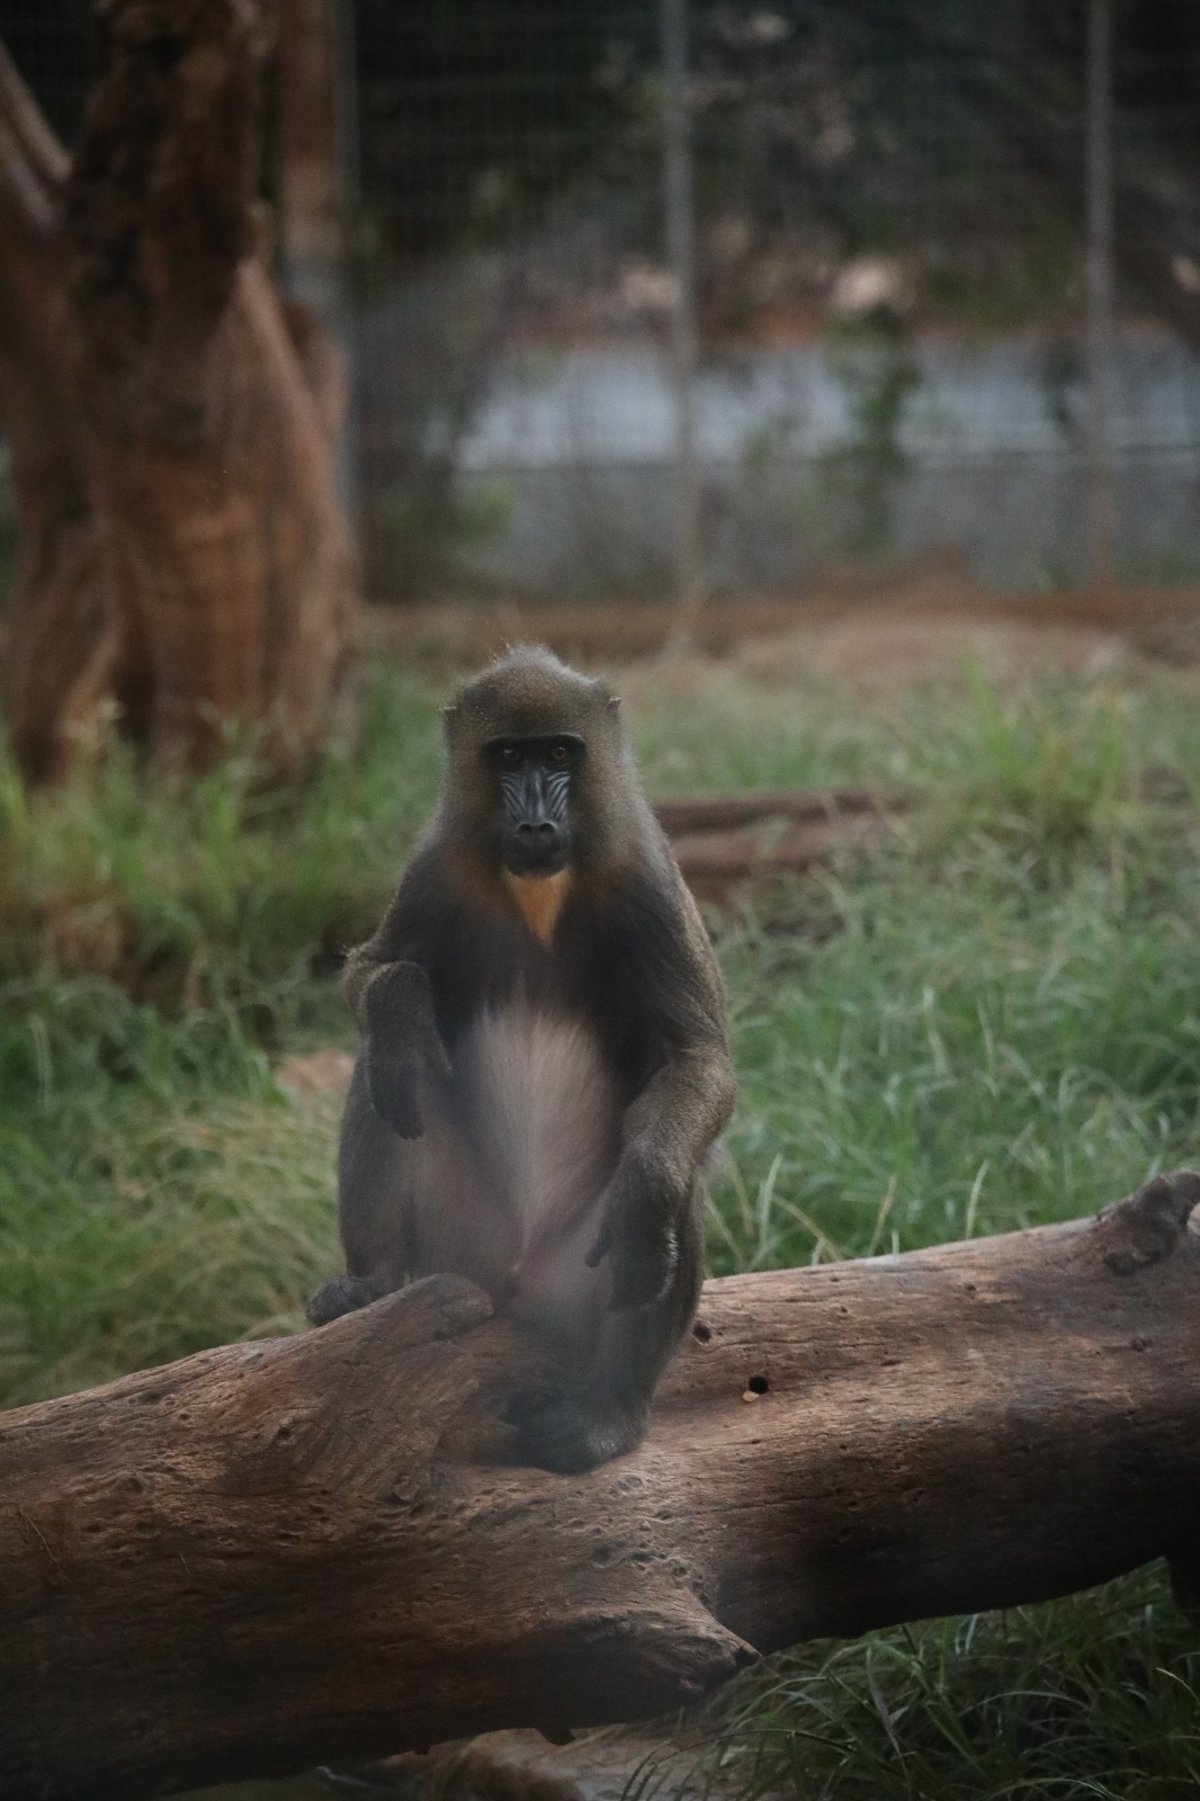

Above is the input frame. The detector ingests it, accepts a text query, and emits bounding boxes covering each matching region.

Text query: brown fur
[309,646,736,1474]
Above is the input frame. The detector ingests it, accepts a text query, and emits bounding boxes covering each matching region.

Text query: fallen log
[670,813,899,900]
[653,784,913,838]
[655,770,1191,902]
[656,784,909,901]
[2,1173,1200,1801]
[333,1721,748,1801]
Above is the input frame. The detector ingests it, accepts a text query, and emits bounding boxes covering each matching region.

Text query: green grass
[0,668,440,999]
[2,647,1199,1797]
[712,853,1200,1271]
[703,1569,1199,1800]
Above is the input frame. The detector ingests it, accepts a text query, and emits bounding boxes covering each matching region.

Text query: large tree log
[653,784,913,837]
[342,1720,755,1801]
[0,0,355,782]
[2,1173,1199,1801]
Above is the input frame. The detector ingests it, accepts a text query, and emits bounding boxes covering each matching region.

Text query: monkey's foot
[306,1275,377,1327]
[510,1391,646,1474]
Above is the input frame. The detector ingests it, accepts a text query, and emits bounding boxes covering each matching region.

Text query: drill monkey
[309,645,735,1472]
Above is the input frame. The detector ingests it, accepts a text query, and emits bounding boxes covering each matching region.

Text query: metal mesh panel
[5,1,1200,601]
[348,0,1200,599]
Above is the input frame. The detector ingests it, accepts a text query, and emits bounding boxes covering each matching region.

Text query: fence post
[1084,0,1116,587]
[661,0,701,616]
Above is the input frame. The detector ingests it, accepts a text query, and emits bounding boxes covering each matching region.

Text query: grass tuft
[708,1570,1199,1800]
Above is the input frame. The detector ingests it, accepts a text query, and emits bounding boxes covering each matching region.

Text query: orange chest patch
[503,869,573,946]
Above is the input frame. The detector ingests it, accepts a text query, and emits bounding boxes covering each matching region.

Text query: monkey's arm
[588,1038,735,1309]
[342,946,451,1140]
[587,868,737,1309]
[585,864,735,1310]
[622,1039,738,1187]
[339,846,459,1138]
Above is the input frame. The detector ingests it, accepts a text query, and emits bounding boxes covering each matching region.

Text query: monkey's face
[486,733,584,876]
[443,647,632,877]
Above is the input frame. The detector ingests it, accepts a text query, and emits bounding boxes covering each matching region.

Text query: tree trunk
[277,0,356,508]
[1,1173,1199,1801]
[0,0,355,783]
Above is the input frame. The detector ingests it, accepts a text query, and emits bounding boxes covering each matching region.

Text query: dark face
[486,733,584,876]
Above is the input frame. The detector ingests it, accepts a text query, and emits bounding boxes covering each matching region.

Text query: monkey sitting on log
[308,646,735,1473]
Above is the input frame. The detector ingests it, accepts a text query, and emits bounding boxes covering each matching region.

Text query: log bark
[670,814,898,900]
[342,1722,750,1801]
[0,1,355,782]
[651,785,909,900]
[653,784,913,838]
[2,1172,1200,1801]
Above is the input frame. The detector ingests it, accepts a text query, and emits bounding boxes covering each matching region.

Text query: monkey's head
[440,645,639,882]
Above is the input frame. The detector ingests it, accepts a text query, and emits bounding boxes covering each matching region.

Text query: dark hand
[365,1048,427,1139]
[586,1152,683,1310]
[361,962,451,1140]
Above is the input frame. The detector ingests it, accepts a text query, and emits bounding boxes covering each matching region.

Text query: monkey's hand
[586,1151,683,1310]
[360,960,452,1140]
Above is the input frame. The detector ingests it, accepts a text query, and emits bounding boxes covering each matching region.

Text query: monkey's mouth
[502,842,570,878]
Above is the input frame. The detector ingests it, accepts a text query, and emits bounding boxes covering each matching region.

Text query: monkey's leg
[514,1205,704,1474]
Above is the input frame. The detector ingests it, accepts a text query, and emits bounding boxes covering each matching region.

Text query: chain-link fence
[6,0,1200,604]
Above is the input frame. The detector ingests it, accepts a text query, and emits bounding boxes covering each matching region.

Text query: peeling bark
[0,1,355,782]
[1,1173,1199,1800]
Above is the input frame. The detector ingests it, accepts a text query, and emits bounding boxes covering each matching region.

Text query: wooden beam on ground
[653,784,913,837]
[2,1174,1199,1800]
[653,784,909,899]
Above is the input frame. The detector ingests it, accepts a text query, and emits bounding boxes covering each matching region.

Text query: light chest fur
[412,997,621,1338]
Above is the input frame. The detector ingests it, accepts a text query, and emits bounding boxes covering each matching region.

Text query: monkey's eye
[548,741,570,763]
[497,744,521,765]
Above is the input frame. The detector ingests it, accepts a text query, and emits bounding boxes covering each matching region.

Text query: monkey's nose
[517,819,559,843]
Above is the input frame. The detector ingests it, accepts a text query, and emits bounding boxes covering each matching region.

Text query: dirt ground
[371,562,1200,691]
